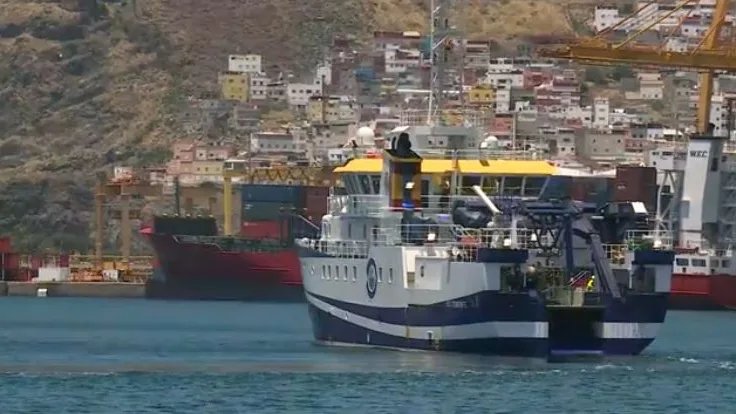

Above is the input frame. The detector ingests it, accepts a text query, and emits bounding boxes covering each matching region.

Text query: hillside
[0,0,580,253]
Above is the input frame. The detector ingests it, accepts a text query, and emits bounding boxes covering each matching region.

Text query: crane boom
[538,0,735,133]
[539,42,736,72]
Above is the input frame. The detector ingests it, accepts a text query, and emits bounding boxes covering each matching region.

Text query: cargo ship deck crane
[537,0,736,134]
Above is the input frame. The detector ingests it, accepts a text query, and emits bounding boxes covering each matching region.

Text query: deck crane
[538,0,736,134]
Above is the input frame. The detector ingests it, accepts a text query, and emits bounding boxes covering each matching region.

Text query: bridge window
[675,258,689,266]
[344,175,360,194]
[503,176,523,196]
[370,174,381,193]
[358,175,373,194]
[692,259,706,267]
[461,176,481,194]
[723,260,731,268]
[480,176,501,194]
[523,176,547,197]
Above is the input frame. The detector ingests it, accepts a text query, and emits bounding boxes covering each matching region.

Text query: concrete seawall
[0,282,145,298]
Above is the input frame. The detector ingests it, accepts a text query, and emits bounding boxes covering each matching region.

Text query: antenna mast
[427,0,465,126]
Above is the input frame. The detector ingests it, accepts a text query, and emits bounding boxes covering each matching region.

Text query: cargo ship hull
[670,273,736,310]
[144,232,304,302]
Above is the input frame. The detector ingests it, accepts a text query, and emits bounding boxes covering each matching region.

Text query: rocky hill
[0,0,580,252]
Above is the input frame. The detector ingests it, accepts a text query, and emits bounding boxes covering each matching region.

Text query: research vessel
[298,126,674,359]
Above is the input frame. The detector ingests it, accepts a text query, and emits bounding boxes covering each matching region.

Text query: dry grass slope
[0,0,581,252]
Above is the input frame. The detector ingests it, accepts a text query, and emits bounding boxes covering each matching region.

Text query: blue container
[240,184,305,205]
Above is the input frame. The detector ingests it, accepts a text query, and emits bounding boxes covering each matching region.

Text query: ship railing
[344,147,546,161]
[624,230,674,250]
[676,238,736,255]
[173,235,290,252]
[307,239,370,258]
[327,194,536,217]
[600,244,629,265]
[544,286,604,306]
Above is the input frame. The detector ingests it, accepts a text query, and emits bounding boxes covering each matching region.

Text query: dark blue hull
[305,291,667,358]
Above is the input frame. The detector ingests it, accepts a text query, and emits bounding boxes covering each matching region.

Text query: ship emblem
[366,258,378,299]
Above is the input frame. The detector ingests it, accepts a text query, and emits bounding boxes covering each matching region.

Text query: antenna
[427,0,465,126]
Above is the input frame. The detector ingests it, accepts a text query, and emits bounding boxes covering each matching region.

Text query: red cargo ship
[669,249,736,310]
[143,184,330,301]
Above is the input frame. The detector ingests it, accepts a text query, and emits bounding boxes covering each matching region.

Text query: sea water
[0,297,734,413]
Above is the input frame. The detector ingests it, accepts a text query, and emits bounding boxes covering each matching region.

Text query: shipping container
[240,217,319,242]
[304,186,330,198]
[570,177,614,207]
[152,216,218,236]
[241,201,299,222]
[240,184,305,205]
[240,220,288,240]
[614,166,657,211]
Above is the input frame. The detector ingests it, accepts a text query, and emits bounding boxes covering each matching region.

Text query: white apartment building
[593,97,611,129]
[593,7,621,32]
[249,72,269,100]
[227,54,262,73]
[625,72,664,100]
[384,49,421,74]
[483,70,524,89]
[287,81,323,107]
[250,130,307,154]
[495,88,511,113]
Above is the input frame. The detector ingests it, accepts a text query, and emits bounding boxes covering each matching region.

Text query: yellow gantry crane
[538,0,736,133]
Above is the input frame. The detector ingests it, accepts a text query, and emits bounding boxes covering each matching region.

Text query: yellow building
[307,96,342,124]
[467,84,495,106]
[219,71,249,101]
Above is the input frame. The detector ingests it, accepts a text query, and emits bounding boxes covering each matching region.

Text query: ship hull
[299,245,671,358]
[670,273,736,310]
[304,290,666,358]
[144,233,304,302]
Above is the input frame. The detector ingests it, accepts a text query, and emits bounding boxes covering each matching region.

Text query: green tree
[584,67,607,85]
[611,66,635,81]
